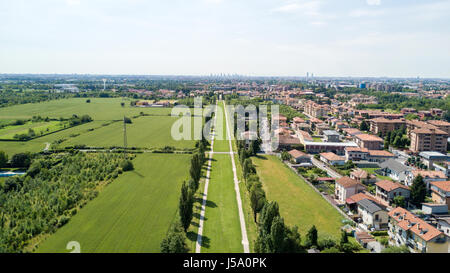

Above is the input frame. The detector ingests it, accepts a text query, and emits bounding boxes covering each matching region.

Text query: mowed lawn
[36,153,191,253]
[253,155,344,239]
[0,98,172,121]
[61,116,197,149]
[0,121,106,156]
[213,102,230,152]
[201,154,243,253]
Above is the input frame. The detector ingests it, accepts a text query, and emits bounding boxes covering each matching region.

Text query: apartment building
[304,101,330,118]
[388,207,449,253]
[354,134,384,150]
[369,118,406,136]
[410,127,448,154]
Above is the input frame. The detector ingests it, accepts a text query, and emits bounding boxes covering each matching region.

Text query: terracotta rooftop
[376,180,410,192]
[355,134,384,142]
[427,120,450,127]
[411,170,447,179]
[411,128,447,135]
[430,181,450,192]
[368,150,395,157]
[346,192,379,204]
[370,117,406,123]
[345,147,369,153]
[320,152,345,162]
[389,207,443,242]
[336,176,361,188]
[288,149,308,158]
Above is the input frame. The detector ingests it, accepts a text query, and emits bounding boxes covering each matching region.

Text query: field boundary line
[195,102,218,253]
[223,100,250,253]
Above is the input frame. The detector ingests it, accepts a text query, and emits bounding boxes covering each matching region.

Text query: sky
[1,0,450,78]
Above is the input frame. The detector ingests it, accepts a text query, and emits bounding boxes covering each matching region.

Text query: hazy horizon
[1,0,450,78]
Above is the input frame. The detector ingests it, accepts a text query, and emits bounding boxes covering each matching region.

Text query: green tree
[305,225,318,248]
[250,184,266,222]
[120,160,134,171]
[0,151,8,168]
[360,120,369,131]
[393,195,406,208]
[281,151,292,162]
[410,175,427,207]
[10,153,32,168]
[160,222,190,253]
[179,181,194,231]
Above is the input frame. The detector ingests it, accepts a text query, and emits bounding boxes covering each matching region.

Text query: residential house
[288,149,312,165]
[323,130,340,142]
[388,207,449,253]
[357,199,389,230]
[377,159,413,183]
[436,217,450,238]
[375,180,411,204]
[406,170,447,189]
[367,150,395,163]
[430,181,450,206]
[320,152,346,166]
[351,169,377,185]
[354,134,384,150]
[342,128,363,137]
[335,177,366,203]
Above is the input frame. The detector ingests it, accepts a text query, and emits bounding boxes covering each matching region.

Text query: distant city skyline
[1,0,450,78]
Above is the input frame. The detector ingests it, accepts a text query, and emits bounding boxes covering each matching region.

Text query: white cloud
[366,0,381,5]
[272,0,321,16]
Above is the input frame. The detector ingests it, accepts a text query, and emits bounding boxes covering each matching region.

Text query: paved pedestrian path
[195,102,218,253]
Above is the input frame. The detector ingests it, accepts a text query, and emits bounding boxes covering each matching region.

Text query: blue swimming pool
[0,172,26,177]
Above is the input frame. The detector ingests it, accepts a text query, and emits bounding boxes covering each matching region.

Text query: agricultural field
[60,116,197,149]
[200,154,244,253]
[253,155,344,239]
[0,120,68,140]
[0,98,198,155]
[0,98,172,121]
[36,153,192,253]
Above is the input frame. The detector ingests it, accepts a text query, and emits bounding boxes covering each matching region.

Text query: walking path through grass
[195,102,217,253]
[200,101,248,253]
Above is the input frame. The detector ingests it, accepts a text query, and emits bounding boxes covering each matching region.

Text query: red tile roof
[336,177,361,188]
[430,181,450,192]
[389,207,443,242]
[376,180,410,192]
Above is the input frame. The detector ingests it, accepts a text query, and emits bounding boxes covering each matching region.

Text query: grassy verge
[200,154,243,253]
[253,155,344,240]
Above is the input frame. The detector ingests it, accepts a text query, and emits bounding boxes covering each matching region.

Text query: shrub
[120,160,134,172]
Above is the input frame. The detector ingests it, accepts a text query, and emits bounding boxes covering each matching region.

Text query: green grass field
[0,121,108,155]
[0,121,69,140]
[0,97,199,155]
[0,98,172,121]
[200,154,244,253]
[61,116,197,149]
[212,102,230,152]
[36,153,191,253]
[253,155,344,239]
